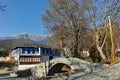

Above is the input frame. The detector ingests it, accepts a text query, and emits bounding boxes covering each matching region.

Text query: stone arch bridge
[4,58,98,78]
[30,57,91,78]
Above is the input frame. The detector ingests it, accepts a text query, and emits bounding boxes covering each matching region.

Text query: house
[64,47,71,58]
[116,48,120,52]
[81,48,90,57]
[115,47,120,57]
[12,46,61,70]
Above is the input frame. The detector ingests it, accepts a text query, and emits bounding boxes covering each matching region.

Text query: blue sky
[0,0,48,37]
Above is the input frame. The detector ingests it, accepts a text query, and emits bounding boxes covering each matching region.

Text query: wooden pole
[108,16,116,64]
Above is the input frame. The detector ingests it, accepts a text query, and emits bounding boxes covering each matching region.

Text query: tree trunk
[91,2,106,60]
[73,32,79,58]
[96,32,107,60]
[60,39,65,57]
[96,44,107,60]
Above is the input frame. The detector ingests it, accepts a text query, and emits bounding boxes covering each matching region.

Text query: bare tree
[43,0,90,57]
[89,0,120,62]
[42,0,120,62]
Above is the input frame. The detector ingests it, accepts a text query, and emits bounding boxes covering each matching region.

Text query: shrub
[0,60,17,70]
[0,49,9,57]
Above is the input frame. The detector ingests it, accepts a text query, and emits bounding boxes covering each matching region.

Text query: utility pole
[108,16,116,65]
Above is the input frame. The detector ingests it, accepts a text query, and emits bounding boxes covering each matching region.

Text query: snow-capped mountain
[0,33,49,49]
[12,33,48,42]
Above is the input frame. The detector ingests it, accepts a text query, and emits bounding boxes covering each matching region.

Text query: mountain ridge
[0,33,48,49]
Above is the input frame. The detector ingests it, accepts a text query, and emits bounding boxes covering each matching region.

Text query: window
[31,58,32,62]
[49,49,52,54]
[46,49,50,54]
[34,58,35,62]
[22,48,25,54]
[37,58,39,62]
[29,58,31,62]
[28,58,30,62]
[25,58,27,62]
[32,49,35,54]
[38,58,40,62]
[36,58,38,62]
[27,49,30,54]
[20,58,23,62]
[33,58,35,62]
[34,58,36,62]
[46,49,48,54]
[35,58,36,62]
[35,58,37,62]
[26,58,28,62]
[31,58,33,62]
[35,48,39,53]
[42,48,45,53]
[22,58,25,62]
[24,58,25,62]
[37,58,38,62]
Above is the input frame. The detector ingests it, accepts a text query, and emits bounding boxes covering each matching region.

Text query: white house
[81,48,90,57]
[12,46,61,70]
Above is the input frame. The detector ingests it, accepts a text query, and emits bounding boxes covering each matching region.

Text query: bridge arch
[49,58,71,66]
[48,63,71,76]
